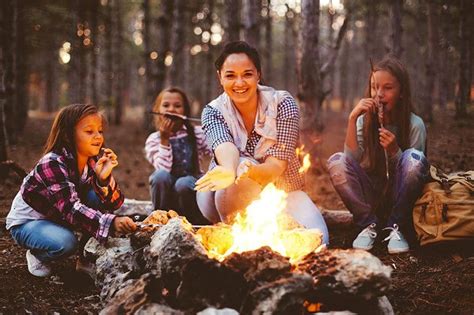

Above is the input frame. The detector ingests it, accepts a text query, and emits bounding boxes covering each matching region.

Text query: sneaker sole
[388,248,409,254]
[353,244,374,250]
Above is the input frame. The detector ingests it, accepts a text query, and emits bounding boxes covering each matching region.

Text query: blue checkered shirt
[202,96,304,192]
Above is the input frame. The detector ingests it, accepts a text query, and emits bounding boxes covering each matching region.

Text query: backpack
[413,165,474,246]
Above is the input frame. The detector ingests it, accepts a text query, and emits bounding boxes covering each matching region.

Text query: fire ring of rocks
[84,210,394,314]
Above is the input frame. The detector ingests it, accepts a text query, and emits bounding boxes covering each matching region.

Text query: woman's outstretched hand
[94,148,118,185]
[195,166,236,192]
[379,127,400,156]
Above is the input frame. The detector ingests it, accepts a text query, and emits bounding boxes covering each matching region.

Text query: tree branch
[321,14,350,79]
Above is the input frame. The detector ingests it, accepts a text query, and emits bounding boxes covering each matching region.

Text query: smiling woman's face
[218,53,260,107]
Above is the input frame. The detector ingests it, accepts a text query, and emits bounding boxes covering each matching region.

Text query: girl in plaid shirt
[145,87,210,224]
[6,104,136,277]
[195,41,329,244]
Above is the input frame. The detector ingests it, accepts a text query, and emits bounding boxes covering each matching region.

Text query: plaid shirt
[202,96,304,192]
[20,148,124,243]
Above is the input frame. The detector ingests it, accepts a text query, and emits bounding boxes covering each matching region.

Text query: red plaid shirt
[21,148,124,243]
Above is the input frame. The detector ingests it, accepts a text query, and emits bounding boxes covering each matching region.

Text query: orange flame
[296,145,311,174]
[198,183,323,263]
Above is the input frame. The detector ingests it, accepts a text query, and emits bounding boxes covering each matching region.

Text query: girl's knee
[197,191,220,224]
[49,231,78,258]
[174,176,195,194]
[149,170,172,186]
[400,149,429,175]
[327,152,349,186]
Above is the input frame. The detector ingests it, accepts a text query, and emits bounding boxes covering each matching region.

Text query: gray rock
[241,273,313,314]
[144,217,208,292]
[197,307,239,315]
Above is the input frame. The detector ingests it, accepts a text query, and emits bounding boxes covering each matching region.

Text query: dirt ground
[0,106,473,314]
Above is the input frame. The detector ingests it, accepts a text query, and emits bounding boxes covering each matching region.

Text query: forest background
[0,0,473,313]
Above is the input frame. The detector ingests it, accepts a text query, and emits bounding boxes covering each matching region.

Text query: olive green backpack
[413,165,474,246]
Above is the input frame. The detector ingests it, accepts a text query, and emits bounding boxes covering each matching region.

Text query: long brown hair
[362,56,413,177]
[43,104,104,155]
[152,87,200,175]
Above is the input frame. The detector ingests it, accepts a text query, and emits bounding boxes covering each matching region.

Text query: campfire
[83,147,392,314]
[196,183,324,263]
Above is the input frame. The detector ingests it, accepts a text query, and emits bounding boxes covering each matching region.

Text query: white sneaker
[383,224,410,254]
[26,250,51,277]
[352,223,377,250]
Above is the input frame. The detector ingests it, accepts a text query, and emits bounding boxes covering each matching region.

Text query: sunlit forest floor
[0,105,473,313]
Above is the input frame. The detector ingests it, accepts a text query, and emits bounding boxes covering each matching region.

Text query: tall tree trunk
[114,0,123,124]
[243,0,261,48]
[298,0,323,130]
[69,0,84,103]
[105,0,114,121]
[455,0,472,119]
[224,0,240,43]
[15,0,27,134]
[339,36,349,111]
[143,0,153,129]
[389,0,403,58]
[326,0,335,101]
[170,0,186,88]
[437,3,449,109]
[283,5,294,92]
[364,0,378,60]
[421,0,439,122]
[90,0,99,105]
[2,0,17,145]
[156,1,173,91]
[0,1,10,166]
[44,51,57,112]
[263,0,272,85]
[204,0,215,103]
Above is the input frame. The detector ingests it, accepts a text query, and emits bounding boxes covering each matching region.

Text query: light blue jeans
[149,169,208,224]
[9,190,102,263]
[196,177,329,244]
[327,148,429,230]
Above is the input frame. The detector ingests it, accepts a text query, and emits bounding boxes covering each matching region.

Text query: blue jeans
[10,190,102,263]
[196,177,329,244]
[327,149,429,230]
[149,169,208,224]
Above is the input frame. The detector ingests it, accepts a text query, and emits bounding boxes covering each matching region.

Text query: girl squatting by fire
[327,56,429,254]
[6,104,137,277]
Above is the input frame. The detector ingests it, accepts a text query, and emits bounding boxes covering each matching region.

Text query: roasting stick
[136,222,217,229]
[370,59,389,182]
[377,100,390,181]
[149,111,201,123]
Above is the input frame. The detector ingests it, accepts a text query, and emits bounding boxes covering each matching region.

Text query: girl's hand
[94,148,118,185]
[158,116,175,142]
[349,98,377,121]
[379,128,400,156]
[112,216,137,235]
[158,115,184,144]
[195,166,236,192]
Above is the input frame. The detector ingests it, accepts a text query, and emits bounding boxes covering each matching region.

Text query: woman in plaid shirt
[6,104,136,277]
[195,41,328,244]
